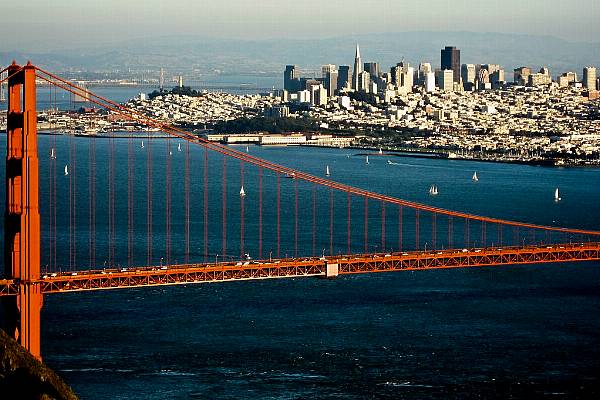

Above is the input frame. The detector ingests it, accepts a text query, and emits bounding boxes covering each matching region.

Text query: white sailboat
[64,165,69,176]
[366,156,370,165]
[141,140,144,149]
[246,146,249,153]
[472,171,479,182]
[326,165,330,176]
[379,148,383,155]
[429,185,438,196]
[554,187,561,202]
[178,143,182,152]
[50,148,56,159]
[240,186,246,197]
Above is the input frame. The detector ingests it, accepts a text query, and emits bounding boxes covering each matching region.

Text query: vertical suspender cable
[258,167,263,259]
[185,141,190,264]
[222,156,227,258]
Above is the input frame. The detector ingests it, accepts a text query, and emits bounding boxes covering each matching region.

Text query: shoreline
[1,130,598,168]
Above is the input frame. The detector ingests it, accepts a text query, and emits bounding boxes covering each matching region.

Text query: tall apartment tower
[352,44,363,91]
[441,46,461,83]
[284,65,301,93]
[338,66,351,91]
[583,66,597,90]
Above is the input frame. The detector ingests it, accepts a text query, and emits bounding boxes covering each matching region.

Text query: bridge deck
[1,243,599,296]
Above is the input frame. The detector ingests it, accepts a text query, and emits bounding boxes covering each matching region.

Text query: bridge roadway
[1,242,599,296]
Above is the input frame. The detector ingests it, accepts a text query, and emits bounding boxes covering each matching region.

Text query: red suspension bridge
[1,62,600,361]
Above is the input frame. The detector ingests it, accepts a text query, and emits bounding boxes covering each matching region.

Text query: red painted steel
[2,63,42,360]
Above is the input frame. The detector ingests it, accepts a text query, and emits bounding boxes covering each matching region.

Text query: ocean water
[1,139,600,398]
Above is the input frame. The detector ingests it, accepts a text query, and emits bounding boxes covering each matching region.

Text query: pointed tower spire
[355,43,361,59]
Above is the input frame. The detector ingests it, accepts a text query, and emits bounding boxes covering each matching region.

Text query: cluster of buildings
[282,45,599,107]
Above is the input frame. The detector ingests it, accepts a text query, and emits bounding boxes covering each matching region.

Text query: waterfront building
[259,134,307,146]
[583,66,597,90]
[441,46,461,83]
[352,44,363,91]
[284,65,301,93]
[514,67,531,86]
[338,66,351,92]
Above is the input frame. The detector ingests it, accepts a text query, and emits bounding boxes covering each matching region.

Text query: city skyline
[1,0,600,52]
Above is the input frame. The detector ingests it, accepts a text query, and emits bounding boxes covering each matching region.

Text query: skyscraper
[338,66,351,91]
[461,64,476,90]
[583,66,597,90]
[441,46,461,83]
[322,64,338,97]
[364,62,380,80]
[352,44,363,91]
[514,67,531,86]
[284,65,301,93]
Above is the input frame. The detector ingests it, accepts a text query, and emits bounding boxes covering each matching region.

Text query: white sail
[429,185,438,195]
[554,188,561,202]
[141,140,144,149]
[326,165,330,176]
[472,172,478,181]
[246,146,249,153]
[366,156,369,165]
[240,186,246,197]
[50,148,56,159]
[64,165,69,176]
[178,143,182,152]
[379,148,383,155]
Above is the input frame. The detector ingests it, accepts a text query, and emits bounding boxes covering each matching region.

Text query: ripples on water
[1,138,599,399]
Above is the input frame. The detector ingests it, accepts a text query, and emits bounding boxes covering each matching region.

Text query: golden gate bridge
[1,61,599,361]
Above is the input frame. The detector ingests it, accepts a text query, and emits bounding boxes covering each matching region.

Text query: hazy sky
[2,0,599,51]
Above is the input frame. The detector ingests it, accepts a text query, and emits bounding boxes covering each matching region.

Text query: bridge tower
[2,61,42,360]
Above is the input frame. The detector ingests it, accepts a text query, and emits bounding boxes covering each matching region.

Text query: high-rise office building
[284,65,301,93]
[364,62,380,80]
[514,67,531,86]
[338,66,351,91]
[352,44,363,91]
[416,63,432,85]
[359,71,371,93]
[583,66,597,90]
[461,64,476,90]
[425,72,436,93]
[441,46,461,83]
[322,64,338,97]
[436,69,454,92]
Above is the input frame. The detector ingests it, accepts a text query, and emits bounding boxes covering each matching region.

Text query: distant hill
[1,31,599,80]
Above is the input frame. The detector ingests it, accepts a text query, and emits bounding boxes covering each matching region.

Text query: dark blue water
[1,138,600,398]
